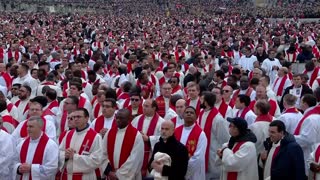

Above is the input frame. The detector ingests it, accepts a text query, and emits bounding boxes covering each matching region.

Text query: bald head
[160,121,175,141]
[176,99,186,116]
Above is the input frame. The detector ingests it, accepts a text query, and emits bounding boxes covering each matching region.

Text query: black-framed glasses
[130,98,140,102]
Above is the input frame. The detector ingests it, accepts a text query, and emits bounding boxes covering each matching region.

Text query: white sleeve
[295,117,319,148]
[222,142,256,172]
[45,120,57,142]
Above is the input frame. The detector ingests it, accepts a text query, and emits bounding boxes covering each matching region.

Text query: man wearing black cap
[217,117,258,180]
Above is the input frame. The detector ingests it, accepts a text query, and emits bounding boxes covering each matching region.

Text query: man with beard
[15,85,32,121]
[217,117,258,180]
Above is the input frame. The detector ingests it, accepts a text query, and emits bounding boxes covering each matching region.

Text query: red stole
[93,115,116,133]
[273,76,288,96]
[294,106,320,135]
[250,99,277,117]
[63,128,98,179]
[15,100,29,115]
[218,100,229,118]
[155,96,166,118]
[198,108,219,171]
[60,111,68,133]
[175,124,203,157]
[172,85,181,95]
[2,115,19,129]
[158,77,166,87]
[93,103,101,119]
[20,134,49,180]
[47,100,59,110]
[91,96,97,106]
[271,146,281,169]
[59,130,67,144]
[227,142,246,180]
[255,114,273,122]
[186,98,201,115]
[304,67,320,87]
[137,81,154,99]
[14,50,20,61]
[78,96,86,108]
[137,113,160,176]
[1,72,12,89]
[174,51,185,62]
[122,98,130,108]
[284,107,299,113]
[236,107,251,119]
[20,118,47,138]
[286,51,297,63]
[107,124,138,170]
[0,48,3,60]
[171,117,178,127]
[118,92,130,100]
[7,102,14,112]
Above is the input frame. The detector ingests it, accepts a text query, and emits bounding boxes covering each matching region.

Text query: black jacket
[149,136,189,180]
[279,84,313,111]
[263,133,306,180]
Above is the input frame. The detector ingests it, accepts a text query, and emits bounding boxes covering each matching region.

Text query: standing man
[234,95,257,126]
[57,96,79,136]
[261,120,306,180]
[212,87,233,119]
[175,106,207,180]
[272,67,292,102]
[261,49,282,84]
[149,120,189,180]
[171,99,186,128]
[103,109,144,179]
[15,85,32,121]
[186,82,201,115]
[217,117,258,180]
[198,91,230,179]
[12,63,39,97]
[132,99,165,177]
[59,108,103,179]
[13,116,59,179]
[155,82,176,119]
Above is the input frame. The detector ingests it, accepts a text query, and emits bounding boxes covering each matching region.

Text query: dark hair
[22,85,32,94]
[215,70,225,80]
[255,99,270,114]
[269,120,286,133]
[238,94,251,107]
[54,64,61,71]
[302,94,317,107]
[122,81,132,92]
[73,70,82,78]
[0,100,7,112]
[20,63,29,71]
[105,88,117,100]
[69,82,82,91]
[163,66,168,74]
[12,83,21,88]
[30,68,38,75]
[250,77,260,86]
[104,98,117,108]
[46,88,57,100]
[314,87,320,102]
[76,108,89,117]
[202,91,216,108]
[93,63,102,72]
[87,70,96,76]
[170,94,183,107]
[68,96,79,105]
[30,96,48,108]
[152,100,159,111]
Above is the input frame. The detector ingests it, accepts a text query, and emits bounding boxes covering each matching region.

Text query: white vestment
[14,133,58,180]
[12,74,39,97]
[312,77,320,91]
[249,121,271,154]
[6,99,19,120]
[103,126,144,180]
[261,58,282,84]
[59,127,103,180]
[164,108,177,121]
[173,116,184,128]
[278,111,303,134]
[218,142,259,180]
[132,114,165,149]
[179,124,207,180]
[0,130,17,179]
[198,110,230,179]
[15,98,30,122]
[233,108,257,126]
[90,115,115,131]
[238,55,258,71]
[12,118,57,145]
[272,76,292,101]
[263,141,281,180]
[214,101,234,119]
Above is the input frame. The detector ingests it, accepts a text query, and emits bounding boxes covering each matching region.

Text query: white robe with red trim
[217,142,259,180]
[249,121,271,154]
[0,130,16,178]
[12,74,39,97]
[90,115,115,132]
[278,111,303,134]
[15,98,30,122]
[102,126,144,179]
[13,133,58,180]
[58,127,103,180]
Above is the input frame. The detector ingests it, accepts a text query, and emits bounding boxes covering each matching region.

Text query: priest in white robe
[0,117,17,179]
[261,49,282,84]
[13,116,58,180]
[102,109,144,180]
[59,108,103,180]
[217,117,258,180]
[175,106,207,180]
[15,85,32,121]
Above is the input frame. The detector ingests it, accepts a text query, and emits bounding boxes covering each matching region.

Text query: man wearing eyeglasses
[59,108,103,179]
[155,82,177,119]
[126,92,143,118]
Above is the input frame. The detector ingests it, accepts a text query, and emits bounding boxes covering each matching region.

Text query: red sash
[218,100,229,118]
[155,96,166,118]
[91,96,97,106]
[174,51,185,62]
[107,124,138,170]
[15,100,29,115]
[47,100,59,110]
[93,115,116,133]
[20,134,49,180]
[20,118,47,138]
[42,108,55,117]
[78,96,86,108]
[273,76,288,96]
[198,108,219,171]
[93,103,100,119]
[271,146,281,169]
[186,98,201,115]
[158,77,166,87]
[255,114,273,122]
[60,111,68,133]
[14,51,20,61]
[7,102,14,113]
[304,67,320,87]
[137,113,160,176]
[2,114,19,128]
[122,98,130,108]
[63,128,98,180]
[294,106,320,135]
[227,141,246,180]
[171,117,177,127]
[0,48,3,60]
[286,52,297,63]
[284,107,299,113]
[118,92,130,100]
[1,72,12,89]
[59,130,67,144]
[175,124,203,157]
[236,107,251,119]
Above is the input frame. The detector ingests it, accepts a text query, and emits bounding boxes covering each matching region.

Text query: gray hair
[28,116,44,128]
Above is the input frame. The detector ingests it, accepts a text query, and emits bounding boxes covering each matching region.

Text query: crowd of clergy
[2,2,320,180]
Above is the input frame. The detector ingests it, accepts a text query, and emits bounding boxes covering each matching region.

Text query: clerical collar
[184,123,195,129]
[246,55,252,58]
[76,123,89,132]
[269,58,275,61]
